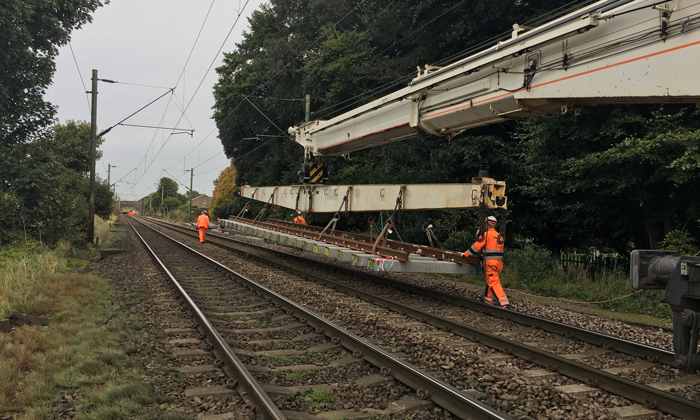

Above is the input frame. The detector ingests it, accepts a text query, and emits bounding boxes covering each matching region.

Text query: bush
[443,231,475,254]
[658,229,698,256]
[503,245,557,286]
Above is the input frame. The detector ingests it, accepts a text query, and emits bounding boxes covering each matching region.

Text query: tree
[162,197,182,212]
[0,0,106,146]
[0,1,105,245]
[152,177,181,208]
[94,178,114,219]
[517,104,700,251]
[0,122,103,244]
[211,165,240,219]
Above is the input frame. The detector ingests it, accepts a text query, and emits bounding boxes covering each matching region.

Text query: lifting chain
[237,188,257,219]
[307,185,314,216]
[393,185,405,225]
[294,186,301,216]
[422,220,444,250]
[317,187,351,240]
[497,207,507,244]
[477,185,488,242]
[253,188,276,222]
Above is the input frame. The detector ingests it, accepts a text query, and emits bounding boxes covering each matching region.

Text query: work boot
[502,304,512,310]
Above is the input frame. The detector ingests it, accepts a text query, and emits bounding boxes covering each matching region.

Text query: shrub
[658,229,698,256]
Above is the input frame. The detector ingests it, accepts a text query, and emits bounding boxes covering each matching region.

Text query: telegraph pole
[88,70,98,243]
[305,94,311,122]
[188,168,194,223]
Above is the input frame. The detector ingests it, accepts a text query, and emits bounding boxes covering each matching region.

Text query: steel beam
[240,179,506,213]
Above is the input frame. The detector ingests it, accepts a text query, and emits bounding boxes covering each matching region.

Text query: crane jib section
[240,180,507,213]
[289,0,700,157]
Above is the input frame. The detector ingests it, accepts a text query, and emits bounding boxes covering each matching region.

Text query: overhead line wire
[134,0,252,191]
[68,42,91,113]
[312,0,601,121]
[220,0,368,125]
[173,0,217,92]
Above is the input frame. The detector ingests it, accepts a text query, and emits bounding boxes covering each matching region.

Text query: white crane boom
[288,0,700,157]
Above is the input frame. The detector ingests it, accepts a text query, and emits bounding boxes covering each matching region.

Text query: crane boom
[289,0,700,157]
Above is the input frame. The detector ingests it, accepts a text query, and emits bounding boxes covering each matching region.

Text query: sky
[45,0,266,202]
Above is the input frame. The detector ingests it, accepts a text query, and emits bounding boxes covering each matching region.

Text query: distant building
[191,194,212,209]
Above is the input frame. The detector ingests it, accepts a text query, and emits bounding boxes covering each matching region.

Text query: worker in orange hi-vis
[293,211,306,225]
[463,216,510,309]
[196,210,211,243]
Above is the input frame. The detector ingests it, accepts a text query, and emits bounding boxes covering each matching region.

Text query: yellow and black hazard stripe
[309,163,327,184]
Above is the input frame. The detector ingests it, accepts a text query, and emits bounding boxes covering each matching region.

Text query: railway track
[127,216,509,420]
[137,216,700,419]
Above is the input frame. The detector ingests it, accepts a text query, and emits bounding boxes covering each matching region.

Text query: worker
[293,211,306,225]
[196,210,211,243]
[464,216,510,309]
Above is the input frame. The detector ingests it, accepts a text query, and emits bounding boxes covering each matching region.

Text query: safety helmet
[297,211,302,214]
[202,210,208,215]
[486,215,497,224]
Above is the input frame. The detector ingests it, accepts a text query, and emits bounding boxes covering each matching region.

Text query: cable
[68,42,91,113]
[243,96,289,137]
[197,161,231,175]
[98,88,174,136]
[218,0,368,127]
[377,1,466,57]
[166,128,218,171]
[173,0,217,93]
[247,96,304,101]
[133,0,252,191]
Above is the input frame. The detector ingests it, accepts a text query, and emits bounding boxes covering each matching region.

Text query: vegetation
[300,388,337,409]
[210,165,239,219]
[0,217,159,418]
[1,1,110,246]
[210,0,700,256]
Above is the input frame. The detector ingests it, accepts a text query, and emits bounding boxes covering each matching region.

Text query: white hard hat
[486,216,497,224]
[297,211,302,214]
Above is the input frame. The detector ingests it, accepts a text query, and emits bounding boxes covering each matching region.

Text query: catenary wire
[68,42,91,113]
[133,0,252,190]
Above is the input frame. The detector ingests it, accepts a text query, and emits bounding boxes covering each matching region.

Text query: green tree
[0,0,106,145]
[162,197,182,212]
[517,105,700,251]
[153,177,181,208]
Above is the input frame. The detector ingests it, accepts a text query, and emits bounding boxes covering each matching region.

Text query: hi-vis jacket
[465,227,504,261]
[196,214,210,229]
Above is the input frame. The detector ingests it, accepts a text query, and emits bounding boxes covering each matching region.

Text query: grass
[300,388,337,409]
[0,216,157,418]
[454,245,671,319]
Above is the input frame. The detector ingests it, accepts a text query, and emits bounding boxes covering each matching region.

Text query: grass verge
[0,216,158,419]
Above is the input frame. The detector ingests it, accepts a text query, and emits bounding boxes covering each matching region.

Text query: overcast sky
[45,0,266,202]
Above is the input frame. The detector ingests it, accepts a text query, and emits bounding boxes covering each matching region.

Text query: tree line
[211,0,700,255]
[1,0,109,245]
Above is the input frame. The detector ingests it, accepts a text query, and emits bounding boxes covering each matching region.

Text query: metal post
[188,168,194,223]
[88,69,98,243]
[305,94,311,122]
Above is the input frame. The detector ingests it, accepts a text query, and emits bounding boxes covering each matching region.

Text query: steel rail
[220,218,675,365]
[144,217,700,419]
[133,217,512,420]
[162,217,676,367]
[126,217,286,420]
